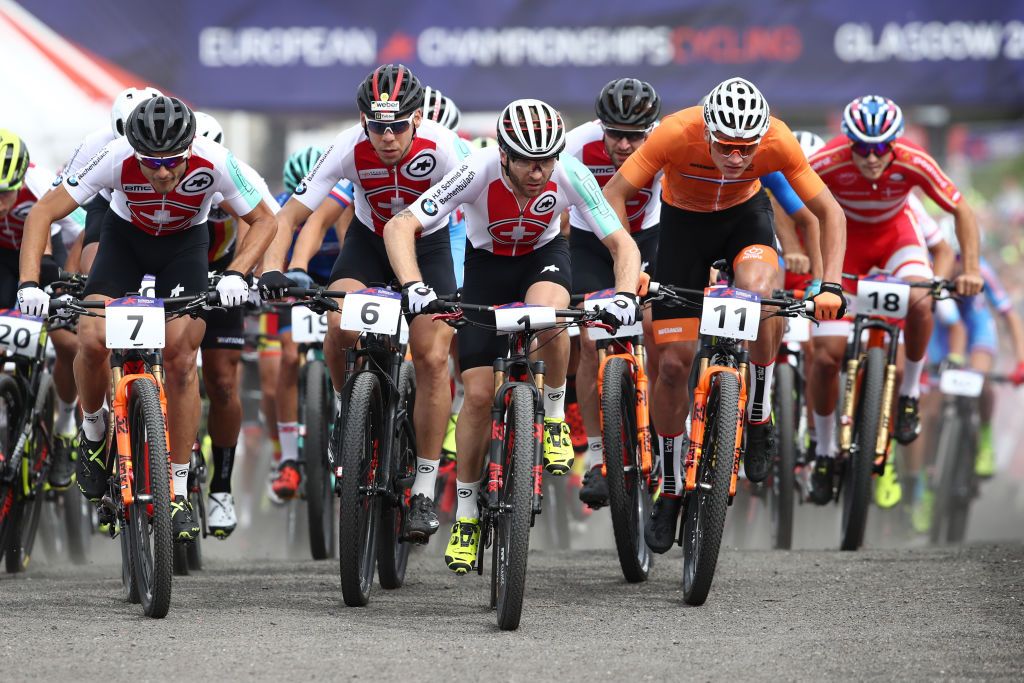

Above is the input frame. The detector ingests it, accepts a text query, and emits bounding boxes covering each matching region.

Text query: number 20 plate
[106,297,165,349]
[0,309,44,358]
[699,287,761,341]
[340,288,402,335]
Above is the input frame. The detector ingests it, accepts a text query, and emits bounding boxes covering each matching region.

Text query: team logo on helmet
[372,92,400,121]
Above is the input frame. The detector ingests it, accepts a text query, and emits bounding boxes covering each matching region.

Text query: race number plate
[856,275,910,319]
[292,305,327,343]
[583,289,642,341]
[106,297,165,349]
[782,316,811,343]
[340,288,402,335]
[699,287,761,341]
[494,303,557,334]
[939,369,985,397]
[0,309,43,358]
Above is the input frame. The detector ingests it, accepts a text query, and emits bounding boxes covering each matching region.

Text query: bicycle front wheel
[377,361,416,589]
[303,359,335,561]
[493,384,535,631]
[127,378,174,618]
[769,361,797,550]
[338,372,383,607]
[840,347,884,551]
[682,371,738,606]
[601,356,651,583]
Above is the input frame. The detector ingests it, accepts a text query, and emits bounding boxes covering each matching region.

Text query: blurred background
[5,0,1024,542]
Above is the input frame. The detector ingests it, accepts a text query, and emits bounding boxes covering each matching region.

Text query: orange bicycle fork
[685,355,749,498]
[110,362,171,507]
[596,342,654,479]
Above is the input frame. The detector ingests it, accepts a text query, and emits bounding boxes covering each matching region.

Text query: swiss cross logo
[488,217,547,246]
[125,199,200,232]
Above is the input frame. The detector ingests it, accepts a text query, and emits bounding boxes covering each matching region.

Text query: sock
[270,438,281,464]
[452,378,465,415]
[586,436,604,470]
[172,464,189,499]
[210,445,235,494]
[659,432,686,497]
[56,396,78,436]
[544,383,566,420]
[455,478,482,521]
[411,457,439,499]
[278,422,299,464]
[335,390,345,411]
[900,358,925,398]
[813,412,836,458]
[82,408,106,442]
[747,361,775,424]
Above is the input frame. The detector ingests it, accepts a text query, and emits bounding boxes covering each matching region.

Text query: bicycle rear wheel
[493,384,535,631]
[769,362,797,550]
[127,378,174,618]
[0,374,21,567]
[682,371,738,606]
[338,372,383,606]
[378,361,416,589]
[931,399,975,544]
[840,347,884,551]
[302,359,335,560]
[601,356,651,583]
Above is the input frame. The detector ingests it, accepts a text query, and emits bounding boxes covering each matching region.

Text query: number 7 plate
[340,288,402,335]
[106,297,165,349]
[699,286,761,341]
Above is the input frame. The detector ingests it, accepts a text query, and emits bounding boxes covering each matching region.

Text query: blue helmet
[841,95,904,145]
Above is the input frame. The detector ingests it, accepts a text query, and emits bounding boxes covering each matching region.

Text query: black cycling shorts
[201,306,244,350]
[84,211,210,299]
[569,225,660,295]
[651,189,778,343]
[329,219,456,295]
[458,237,572,371]
[82,195,110,247]
[0,249,19,309]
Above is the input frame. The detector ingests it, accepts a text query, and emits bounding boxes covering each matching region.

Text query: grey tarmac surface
[2,534,1022,682]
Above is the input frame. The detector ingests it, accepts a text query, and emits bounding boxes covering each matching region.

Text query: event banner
[27,0,1024,112]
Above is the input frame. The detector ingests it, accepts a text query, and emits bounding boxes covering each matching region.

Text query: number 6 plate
[699,286,761,341]
[106,297,165,349]
[340,288,402,335]
[0,309,44,358]
[856,275,910,319]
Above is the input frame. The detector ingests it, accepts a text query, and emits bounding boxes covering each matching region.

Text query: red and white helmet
[703,77,771,141]
[497,99,565,159]
[111,86,163,137]
[842,95,904,144]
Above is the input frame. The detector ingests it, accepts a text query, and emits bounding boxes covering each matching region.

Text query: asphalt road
[2,518,1022,681]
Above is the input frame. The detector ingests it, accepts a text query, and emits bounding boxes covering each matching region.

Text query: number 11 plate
[699,286,761,341]
[106,297,165,349]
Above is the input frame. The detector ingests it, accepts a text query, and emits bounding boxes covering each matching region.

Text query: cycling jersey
[206,160,279,266]
[809,136,960,227]
[292,119,469,236]
[761,172,804,216]
[618,106,824,213]
[63,136,263,235]
[1,164,84,251]
[407,146,622,256]
[61,126,116,204]
[274,179,352,281]
[563,120,661,234]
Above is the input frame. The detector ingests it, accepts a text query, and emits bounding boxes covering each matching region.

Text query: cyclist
[262,64,469,541]
[269,148,355,499]
[17,96,279,542]
[805,95,983,504]
[382,98,642,573]
[194,111,282,536]
[422,86,462,132]
[562,77,662,508]
[0,129,85,488]
[602,77,849,553]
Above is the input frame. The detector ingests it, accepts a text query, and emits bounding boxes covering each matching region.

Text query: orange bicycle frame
[685,358,748,498]
[110,364,171,506]
[596,343,653,479]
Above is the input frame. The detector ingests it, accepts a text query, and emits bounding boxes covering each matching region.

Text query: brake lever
[431,309,465,327]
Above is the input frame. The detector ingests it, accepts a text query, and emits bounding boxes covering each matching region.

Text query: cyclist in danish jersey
[383,98,641,573]
[602,77,848,553]
[18,96,279,542]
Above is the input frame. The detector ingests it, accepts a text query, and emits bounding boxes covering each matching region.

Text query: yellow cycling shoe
[911,488,933,534]
[975,426,995,478]
[445,518,480,575]
[543,417,574,475]
[442,414,458,457]
[874,459,902,509]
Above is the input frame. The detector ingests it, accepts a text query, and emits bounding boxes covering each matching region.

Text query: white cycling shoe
[208,492,238,539]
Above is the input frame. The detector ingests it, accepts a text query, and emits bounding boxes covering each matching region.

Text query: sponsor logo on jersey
[588,164,616,176]
[403,151,437,179]
[488,217,548,246]
[77,147,109,180]
[125,199,201,232]
[421,198,439,216]
[293,180,308,195]
[11,201,33,222]
[890,173,904,181]
[123,184,154,192]
[358,168,390,179]
[837,171,860,185]
[532,191,558,214]
[179,170,215,195]
[65,176,79,187]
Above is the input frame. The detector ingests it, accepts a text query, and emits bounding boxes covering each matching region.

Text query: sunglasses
[603,126,649,143]
[135,151,189,170]
[851,141,893,158]
[365,116,414,137]
[709,135,759,158]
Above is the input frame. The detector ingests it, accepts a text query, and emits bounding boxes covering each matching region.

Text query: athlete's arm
[802,188,846,284]
[263,198,314,272]
[228,201,278,276]
[950,200,983,296]
[288,198,348,272]
[19,185,80,284]
[602,229,642,295]
[382,209,425,285]
[64,230,85,274]
[928,239,956,280]
[602,172,642,239]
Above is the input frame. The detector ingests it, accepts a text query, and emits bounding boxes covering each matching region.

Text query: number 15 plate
[106,297,165,349]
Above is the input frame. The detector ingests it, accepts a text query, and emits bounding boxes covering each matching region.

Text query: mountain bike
[173,441,207,575]
[647,274,812,606]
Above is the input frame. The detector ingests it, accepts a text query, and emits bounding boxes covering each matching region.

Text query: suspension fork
[874,326,902,460]
[486,358,509,512]
[531,360,545,517]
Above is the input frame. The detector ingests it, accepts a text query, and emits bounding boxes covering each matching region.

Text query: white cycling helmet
[422,86,461,131]
[792,130,826,158]
[194,111,224,144]
[703,77,771,141]
[497,99,565,159]
[111,86,163,137]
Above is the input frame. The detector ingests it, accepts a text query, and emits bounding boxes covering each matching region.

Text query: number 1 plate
[0,309,44,358]
[699,287,761,341]
[493,303,557,334]
[106,297,165,349]
[340,288,402,335]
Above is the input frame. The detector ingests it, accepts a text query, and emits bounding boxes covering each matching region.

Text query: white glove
[934,297,960,326]
[403,281,437,314]
[216,272,249,307]
[601,292,639,327]
[17,284,49,318]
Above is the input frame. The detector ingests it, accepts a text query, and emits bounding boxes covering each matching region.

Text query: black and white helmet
[125,96,196,156]
[595,78,661,128]
[422,87,461,131]
[110,86,163,137]
[497,99,565,159]
[194,111,224,145]
[703,77,771,141]
[792,130,825,158]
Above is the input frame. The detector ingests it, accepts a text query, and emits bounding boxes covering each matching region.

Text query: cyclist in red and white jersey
[562,78,662,507]
[17,96,279,542]
[804,95,983,504]
[384,98,641,573]
[263,64,469,541]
